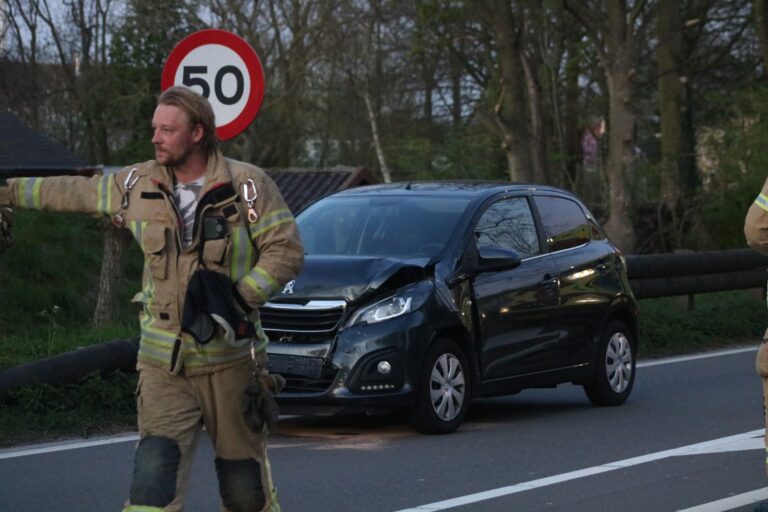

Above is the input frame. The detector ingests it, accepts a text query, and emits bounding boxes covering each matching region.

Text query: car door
[471,196,561,380]
[533,195,614,368]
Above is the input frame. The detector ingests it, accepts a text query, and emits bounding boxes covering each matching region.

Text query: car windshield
[297,195,472,258]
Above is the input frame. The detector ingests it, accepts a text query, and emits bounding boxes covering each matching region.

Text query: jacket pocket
[142,224,168,280]
[202,236,230,268]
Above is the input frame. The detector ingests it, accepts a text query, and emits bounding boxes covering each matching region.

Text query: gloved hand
[232,283,253,318]
[241,370,286,433]
[0,206,13,253]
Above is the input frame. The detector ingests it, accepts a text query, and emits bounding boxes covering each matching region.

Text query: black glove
[0,206,13,253]
[241,371,286,433]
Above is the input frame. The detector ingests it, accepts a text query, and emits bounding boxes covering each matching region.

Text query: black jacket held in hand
[182,269,255,346]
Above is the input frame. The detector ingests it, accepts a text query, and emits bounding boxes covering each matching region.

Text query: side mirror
[445,246,522,288]
[477,246,522,272]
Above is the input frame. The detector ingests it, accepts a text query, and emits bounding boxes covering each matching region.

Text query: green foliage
[684,86,768,249]
[0,211,103,332]
[388,126,506,181]
[0,210,142,369]
[0,372,137,446]
[638,290,768,356]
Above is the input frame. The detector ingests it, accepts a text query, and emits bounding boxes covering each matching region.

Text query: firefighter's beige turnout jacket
[746,177,768,256]
[2,150,303,375]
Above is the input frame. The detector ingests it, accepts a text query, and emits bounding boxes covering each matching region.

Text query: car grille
[260,300,347,334]
[282,375,337,393]
[262,300,346,394]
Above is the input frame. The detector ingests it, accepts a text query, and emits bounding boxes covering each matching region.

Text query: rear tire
[584,320,635,406]
[409,338,470,434]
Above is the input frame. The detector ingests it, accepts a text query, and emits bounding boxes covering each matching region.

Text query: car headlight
[346,281,433,327]
[348,296,413,326]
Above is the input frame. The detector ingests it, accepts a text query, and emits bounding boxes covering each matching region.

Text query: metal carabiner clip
[243,179,258,203]
[243,179,258,223]
[124,167,140,190]
[121,167,140,209]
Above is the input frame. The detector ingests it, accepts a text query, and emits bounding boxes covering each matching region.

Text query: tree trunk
[450,48,463,128]
[362,89,392,183]
[521,53,549,184]
[487,0,533,182]
[92,221,130,326]
[657,0,697,250]
[563,24,582,189]
[422,57,436,172]
[604,69,636,254]
[657,0,684,211]
[755,0,768,78]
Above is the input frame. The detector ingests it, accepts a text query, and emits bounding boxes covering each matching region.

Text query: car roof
[327,181,576,200]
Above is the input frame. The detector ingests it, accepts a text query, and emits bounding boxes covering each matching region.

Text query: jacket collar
[147,149,232,194]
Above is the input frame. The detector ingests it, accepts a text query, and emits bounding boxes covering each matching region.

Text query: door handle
[540,273,557,288]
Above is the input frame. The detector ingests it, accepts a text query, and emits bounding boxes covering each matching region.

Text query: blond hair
[158,86,219,153]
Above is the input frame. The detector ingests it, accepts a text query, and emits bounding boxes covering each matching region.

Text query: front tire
[410,338,470,434]
[584,320,635,406]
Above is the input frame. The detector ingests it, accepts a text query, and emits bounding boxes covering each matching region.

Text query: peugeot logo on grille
[282,280,296,295]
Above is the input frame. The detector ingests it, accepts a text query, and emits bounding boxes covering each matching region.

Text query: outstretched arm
[0,174,126,216]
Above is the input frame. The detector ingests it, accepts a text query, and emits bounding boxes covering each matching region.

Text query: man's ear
[192,123,205,145]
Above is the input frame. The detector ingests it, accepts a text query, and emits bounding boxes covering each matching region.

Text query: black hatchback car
[263,182,638,434]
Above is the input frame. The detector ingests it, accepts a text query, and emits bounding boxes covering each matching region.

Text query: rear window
[534,196,590,252]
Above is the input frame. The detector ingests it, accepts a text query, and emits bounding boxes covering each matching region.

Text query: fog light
[377,361,392,375]
[360,383,396,391]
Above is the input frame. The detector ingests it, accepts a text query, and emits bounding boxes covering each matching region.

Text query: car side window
[534,196,590,252]
[475,197,540,258]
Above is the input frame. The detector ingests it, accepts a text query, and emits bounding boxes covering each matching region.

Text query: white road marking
[637,346,757,368]
[676,488,768,512]
[393,429,765,512]
[0,433,139,460]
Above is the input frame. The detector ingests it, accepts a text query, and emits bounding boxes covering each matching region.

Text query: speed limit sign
[161,29,265,141]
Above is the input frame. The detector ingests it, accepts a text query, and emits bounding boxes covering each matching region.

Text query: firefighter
[745,177,768,512]
[0,86,303,511]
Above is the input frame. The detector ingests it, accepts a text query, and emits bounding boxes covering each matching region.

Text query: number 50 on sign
[162,29,265,141]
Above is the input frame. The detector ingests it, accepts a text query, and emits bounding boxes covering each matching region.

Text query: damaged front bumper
[265,305,435,416]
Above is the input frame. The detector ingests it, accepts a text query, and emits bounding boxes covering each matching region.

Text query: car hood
[270,255,432,303]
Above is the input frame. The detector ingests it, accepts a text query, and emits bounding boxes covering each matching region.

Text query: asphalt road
[1,347,766,512]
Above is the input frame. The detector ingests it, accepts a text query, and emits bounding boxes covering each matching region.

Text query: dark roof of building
[265,166,378,213]
[0,112,91,177]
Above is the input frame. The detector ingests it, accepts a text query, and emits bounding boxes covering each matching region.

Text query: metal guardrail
[2,249,767,402]
[0,338,139,403]
[626,249,768,300]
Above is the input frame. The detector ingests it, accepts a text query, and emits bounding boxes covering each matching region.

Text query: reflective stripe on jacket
[7,151,304,375]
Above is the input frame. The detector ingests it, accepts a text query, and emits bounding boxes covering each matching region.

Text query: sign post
[161,29,265,140]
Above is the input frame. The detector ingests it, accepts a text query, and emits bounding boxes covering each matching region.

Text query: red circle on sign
[161,29,264,141]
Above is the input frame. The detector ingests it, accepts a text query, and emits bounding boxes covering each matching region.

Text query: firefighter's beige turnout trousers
[123,356,280,512]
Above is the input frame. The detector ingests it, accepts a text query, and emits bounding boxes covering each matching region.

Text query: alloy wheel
[605,331,633,393]
[429,353,466,422]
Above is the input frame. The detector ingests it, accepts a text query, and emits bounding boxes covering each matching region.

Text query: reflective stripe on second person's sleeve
[19,178,43,209]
